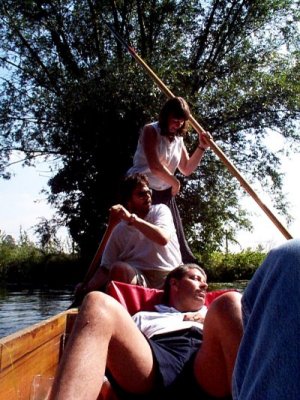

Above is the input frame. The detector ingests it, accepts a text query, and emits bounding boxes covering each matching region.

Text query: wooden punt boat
[0,281,233,399]
[0,308,78,400]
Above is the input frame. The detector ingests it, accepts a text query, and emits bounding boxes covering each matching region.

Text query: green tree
[0,1,299,260]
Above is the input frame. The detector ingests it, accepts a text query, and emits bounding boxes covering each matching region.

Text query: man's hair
[158,97,190,137]
[162,264,207,303]
[119,173,149,206]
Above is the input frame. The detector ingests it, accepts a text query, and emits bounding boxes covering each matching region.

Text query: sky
[0,154,69,246]
[233,151,299,252]
[0,141,299,252]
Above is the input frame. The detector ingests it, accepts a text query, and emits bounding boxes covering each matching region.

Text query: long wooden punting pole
[68,224,114,308]
[105,22,293,240]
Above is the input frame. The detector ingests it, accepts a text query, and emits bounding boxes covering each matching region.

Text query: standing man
[76,173,182,296]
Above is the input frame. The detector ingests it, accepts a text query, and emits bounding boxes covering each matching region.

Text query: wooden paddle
[104,20,292,240]
[68,223,114,308]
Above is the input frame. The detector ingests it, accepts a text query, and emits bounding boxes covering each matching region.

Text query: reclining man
[50,263,243,399]
[75,173,182,299]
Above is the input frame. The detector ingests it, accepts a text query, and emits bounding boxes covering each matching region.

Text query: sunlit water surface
[0,287,74,339]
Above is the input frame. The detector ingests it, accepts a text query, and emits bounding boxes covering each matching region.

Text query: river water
[0,287,75,339]
[0,281,248,339]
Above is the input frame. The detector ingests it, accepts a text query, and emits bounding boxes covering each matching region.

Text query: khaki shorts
[133,269,170,289]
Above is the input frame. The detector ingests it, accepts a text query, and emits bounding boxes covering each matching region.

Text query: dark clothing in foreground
[107,326,225,400]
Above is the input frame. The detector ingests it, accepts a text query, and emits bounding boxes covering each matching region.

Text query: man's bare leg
[110,262,144,285]
[49,291,156,400]
[194,291,243,398]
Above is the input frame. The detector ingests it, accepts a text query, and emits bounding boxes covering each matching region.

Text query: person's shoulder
[147,121,158,128]
[144,121,159,133]
[151,203,171,215]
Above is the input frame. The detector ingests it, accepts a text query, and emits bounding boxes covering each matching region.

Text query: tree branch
[1,4,61,94]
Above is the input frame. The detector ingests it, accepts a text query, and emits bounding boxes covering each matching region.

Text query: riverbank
[0,245,267,288]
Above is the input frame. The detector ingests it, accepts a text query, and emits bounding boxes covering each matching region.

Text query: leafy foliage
[0,228,266,285]
[0,229,81,285]
[201,246,267,282]
[0,1,299,260]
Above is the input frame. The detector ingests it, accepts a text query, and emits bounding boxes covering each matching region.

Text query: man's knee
[110,262,131,276]
[84,290,106,304]
[210,291,242,315]
[82,291,120,321]
[205,291,242,333]
[110,262,138,284]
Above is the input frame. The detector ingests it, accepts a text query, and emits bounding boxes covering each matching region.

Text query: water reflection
[0,287,74,339]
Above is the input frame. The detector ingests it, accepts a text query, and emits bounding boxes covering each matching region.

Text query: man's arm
[128,214,170,245]
[110,204,171,246]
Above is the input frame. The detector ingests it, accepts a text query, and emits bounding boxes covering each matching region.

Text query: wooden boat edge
[0,308,78,400]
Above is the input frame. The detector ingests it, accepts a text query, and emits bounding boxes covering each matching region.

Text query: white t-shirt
[127,122,184,191]
[101,204,182,286]
[133,304,208,338]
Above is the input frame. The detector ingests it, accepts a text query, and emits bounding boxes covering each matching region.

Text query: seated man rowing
[50,263,243,399]
[75,173,182,301]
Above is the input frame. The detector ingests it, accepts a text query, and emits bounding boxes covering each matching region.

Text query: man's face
[173,268,208,312]
[128,183,152,216]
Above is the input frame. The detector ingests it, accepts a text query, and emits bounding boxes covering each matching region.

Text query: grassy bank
[0,237,267,287]
[0,237,84,287]
[199,248,267,282]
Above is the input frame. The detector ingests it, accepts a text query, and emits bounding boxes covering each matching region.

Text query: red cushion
[106,281,235,315]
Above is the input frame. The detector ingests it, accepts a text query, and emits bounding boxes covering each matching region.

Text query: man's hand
[183,311,205,324]
[109,204,131,224]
